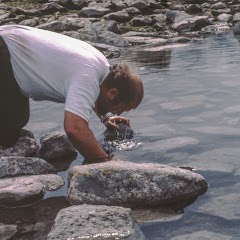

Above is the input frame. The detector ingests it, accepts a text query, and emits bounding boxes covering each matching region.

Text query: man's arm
[64,111,108,162]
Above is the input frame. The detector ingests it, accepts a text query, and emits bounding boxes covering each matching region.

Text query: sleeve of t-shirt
[64,73,100,122]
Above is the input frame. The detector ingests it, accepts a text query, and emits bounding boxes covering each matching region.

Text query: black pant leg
[0,36,30,147]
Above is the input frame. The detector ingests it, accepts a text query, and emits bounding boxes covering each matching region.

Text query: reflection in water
[0,197,70,240]
[123,45,172,68]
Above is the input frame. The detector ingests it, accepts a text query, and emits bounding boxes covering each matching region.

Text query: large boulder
[67,160,208,210]
[0,174,64,207]
[0,156,56,178]
[38,132,78,161]
[0,129,38,157]
[47,204,145,240]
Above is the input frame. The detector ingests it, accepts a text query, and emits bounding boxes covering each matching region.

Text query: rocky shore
[0,0,240,59]
[0,128,208,239]
[1,0,237,238]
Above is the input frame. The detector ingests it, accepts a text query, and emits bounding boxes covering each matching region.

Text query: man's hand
[103,116,130,130]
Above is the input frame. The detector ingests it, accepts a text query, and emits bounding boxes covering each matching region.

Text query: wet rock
[0,156,56,178]
[0,223,18,240]
[38,132,78,161]
[166,10,191,24]
[67,160,208,209]
[0,129,38,157]
[47,204,145,240]
[0,174,64,207]
[103,123,134,141]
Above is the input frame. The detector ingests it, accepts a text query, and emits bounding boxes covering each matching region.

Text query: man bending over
[0,25,144,163]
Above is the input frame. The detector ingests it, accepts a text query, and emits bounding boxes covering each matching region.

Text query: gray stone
[80,7,111,18]
[71,0,86,7]
[234,21,240,35]
[172,16,211,32]
[0,223,18,240]
[124,0,153,11]
[37,20,77,32]
[38,132,77,161]
[233,12,240,23]
[129,16,153,26]
[185,4,202,14]
[166,10,191,24]
[0,174,64,207]
[39,2,66,14]
[217,13,232,22]
[19,17,39,27]
[67,160,208,209]
[0,156,56,178]
[103,9,132,23]
[0,129,38,157]
[210,2,227,10]
[47,204,145,240]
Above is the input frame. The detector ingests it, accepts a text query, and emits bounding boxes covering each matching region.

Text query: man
[0,25,144,163]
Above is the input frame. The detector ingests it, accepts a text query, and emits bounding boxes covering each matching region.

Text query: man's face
[95,89,137,116]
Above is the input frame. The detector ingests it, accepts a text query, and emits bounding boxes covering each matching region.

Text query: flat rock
[38,132,78,161]
[47,204,146,240]
[0,174,64,207]
[0,156,56,178]
[0,129,38,157]
[67,160,208,210]
[0,223,18,240]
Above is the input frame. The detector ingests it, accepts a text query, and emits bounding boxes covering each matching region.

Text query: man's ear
[107,88,119,101]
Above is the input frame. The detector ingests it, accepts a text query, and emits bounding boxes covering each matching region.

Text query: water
[2,32,240,239]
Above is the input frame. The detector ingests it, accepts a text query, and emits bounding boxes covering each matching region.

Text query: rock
[80,7,111,18]
[210,2,227,10]
[47,204,145,240]
[166,10,191,24]
[129,16,153,26]
[103,123,134,141]
[0,223,18,240]
[103,9,132,23]
[71,0,86,7]
[217,13,232,22]
[172,16,211,32]
[0,156,56,178]
[37,20,77,32]
[233,21,240,35]
[67,160,208,209]
[38,132,78,161]
[124,0,153,11]
[19,17,40,27]
[185,4,202,14]
[0,174,64,207]
[233,12,240,23]
[0,129,38,157]
[39,3,66,14]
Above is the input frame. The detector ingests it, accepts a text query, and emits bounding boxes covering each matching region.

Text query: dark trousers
[0,36,30,147]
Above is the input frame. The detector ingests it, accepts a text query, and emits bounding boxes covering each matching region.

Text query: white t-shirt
[0,25,110,122]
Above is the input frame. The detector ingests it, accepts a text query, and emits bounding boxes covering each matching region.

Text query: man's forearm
[67,127,108,161]
[64,111,108,163]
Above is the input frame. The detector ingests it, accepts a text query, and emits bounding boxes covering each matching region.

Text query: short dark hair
[105,64,143,106]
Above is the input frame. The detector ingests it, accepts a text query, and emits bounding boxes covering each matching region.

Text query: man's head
[96,64,144,116]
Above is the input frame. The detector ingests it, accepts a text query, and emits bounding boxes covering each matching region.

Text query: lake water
[2,32,240,239]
